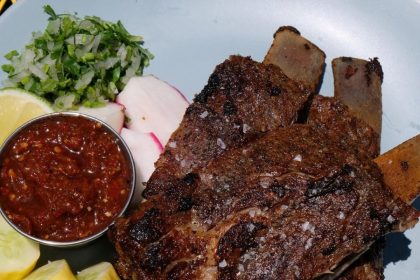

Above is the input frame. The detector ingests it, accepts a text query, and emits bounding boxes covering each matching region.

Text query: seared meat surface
[308,95,384,280]
[308,95,380,158]
[144,55,311,198]
[111,124,417,279]
[110,56,418,280]
[330,56,384,280]
[336,239,384,280]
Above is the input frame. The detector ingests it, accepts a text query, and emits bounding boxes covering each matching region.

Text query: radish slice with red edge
[120,128,163,203]
[75,102,125,133]
[116,75,189,145]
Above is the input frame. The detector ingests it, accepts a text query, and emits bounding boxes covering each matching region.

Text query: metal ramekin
[0,112,136,247]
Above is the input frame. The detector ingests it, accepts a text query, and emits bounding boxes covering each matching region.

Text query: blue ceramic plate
[0,0,419,278]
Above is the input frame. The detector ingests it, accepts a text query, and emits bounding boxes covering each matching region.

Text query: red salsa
[0,115,133,242]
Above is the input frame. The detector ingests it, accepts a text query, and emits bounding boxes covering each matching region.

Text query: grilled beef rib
[110,56,418,279]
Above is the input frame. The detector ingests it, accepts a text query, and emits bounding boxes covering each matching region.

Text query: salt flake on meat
[243,124,251,133]
[387,215,395,223]
[200,111,209,119]
[293,154,302,161]
[302,221,315,234]
[247,223,256,232]
[219,259,228,268]
[305,237,313,250]
[217,138,226,149]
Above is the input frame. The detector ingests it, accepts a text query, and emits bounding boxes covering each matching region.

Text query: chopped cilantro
[1,5,153,109]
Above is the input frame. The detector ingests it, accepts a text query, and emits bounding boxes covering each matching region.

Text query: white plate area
[0,0,419,278]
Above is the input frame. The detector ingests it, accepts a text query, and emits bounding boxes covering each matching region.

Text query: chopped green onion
[1,5,153,109]
[1,65,14,74]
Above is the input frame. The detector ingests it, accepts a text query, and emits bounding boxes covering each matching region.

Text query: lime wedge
[23,259,76,280]
[76,262,120,280]
[0,88,54,145]
[0,215,40,280]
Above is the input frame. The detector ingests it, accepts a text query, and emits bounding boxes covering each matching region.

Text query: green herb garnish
[1,5,153,109]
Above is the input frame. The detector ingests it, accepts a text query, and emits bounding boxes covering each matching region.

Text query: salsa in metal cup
[0,113,134,245]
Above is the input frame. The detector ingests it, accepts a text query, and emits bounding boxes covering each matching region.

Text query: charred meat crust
[336,239,385,280]
[338,55,384,84]
[110,54,416,279]
[307,95,380,158]
[217,221,267,279]
[143,56,311,198]
[341,57,353,63]
[128,208,164,243]
[306,164,355,198]
[110,124,418,279]
[333,55,384,280]
[330,58,383,278]
[274,25,301,37]
[365,57,384,85]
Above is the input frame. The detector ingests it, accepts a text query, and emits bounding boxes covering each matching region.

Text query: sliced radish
[120,128,163,203]
[76,102,125,133]
[116,75,189,145]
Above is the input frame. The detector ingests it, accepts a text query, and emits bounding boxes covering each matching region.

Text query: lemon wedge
[76,262,120,280]
[0,88,53,145]
[0,215,40,280]
[23,259,76,280]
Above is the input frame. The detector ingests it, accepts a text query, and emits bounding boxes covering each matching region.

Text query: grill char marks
[217,221,267,280]
[129,208,164,243]
[306,164,355,198]
[109,49,417,279]
[110,55,313,279]
[144,56,310,198]
[110,124,418,279]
